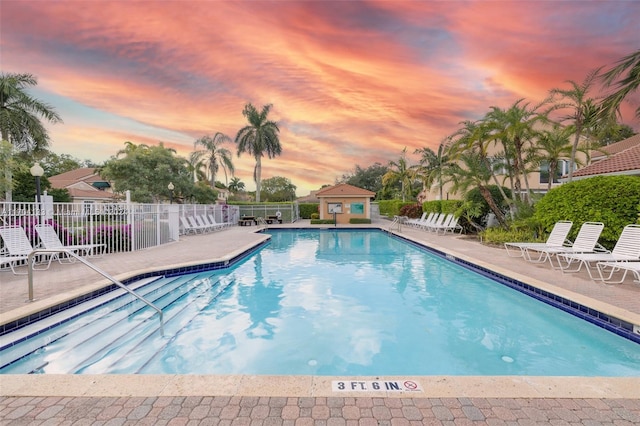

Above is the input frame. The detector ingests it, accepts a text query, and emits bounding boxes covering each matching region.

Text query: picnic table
[239,216,257,226]
[266,215,282,224]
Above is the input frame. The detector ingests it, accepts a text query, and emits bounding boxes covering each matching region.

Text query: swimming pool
[1,229,639,375]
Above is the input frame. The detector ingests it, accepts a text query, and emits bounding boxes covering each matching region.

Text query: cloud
[2,1,638,195]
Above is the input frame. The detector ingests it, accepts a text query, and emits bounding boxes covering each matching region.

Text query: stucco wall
[319,196,370,224]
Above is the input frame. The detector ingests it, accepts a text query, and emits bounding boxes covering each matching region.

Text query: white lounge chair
[195,215,217,232]
[436,215,463,235]
[422,213,445,231]
[558,224,640,279]
[412,212,434,229]
[199,215,224,231]
[504,221,573,258]
[0,226,53,274]
[34,224,105,263]
[406,212,427,228]
[208,214,231,228]
[180,216,208,234]
[523,222,606,268]
[0,255,30,275]
[596,261,640,284]
[427,213,453,233]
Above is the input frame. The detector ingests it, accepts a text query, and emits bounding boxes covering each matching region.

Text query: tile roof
[572,135,640,178]
[316,183,376,197]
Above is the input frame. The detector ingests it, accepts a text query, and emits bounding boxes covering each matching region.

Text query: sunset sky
[2,1,639,195]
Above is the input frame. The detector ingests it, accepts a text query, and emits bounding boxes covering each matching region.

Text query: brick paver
[2,396,639,424]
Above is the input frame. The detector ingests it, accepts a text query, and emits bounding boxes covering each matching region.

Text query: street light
[167,181,175,204]
[30,162,44,203]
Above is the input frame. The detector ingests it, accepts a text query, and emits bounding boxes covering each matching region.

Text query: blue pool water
[1,229,639,375]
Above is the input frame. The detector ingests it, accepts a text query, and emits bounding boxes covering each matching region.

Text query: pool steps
[0,271,232,374]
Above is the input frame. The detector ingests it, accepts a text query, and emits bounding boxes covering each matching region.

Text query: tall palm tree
[533,125,575,192]
[235,103,281,202]
[382,147,416,202]
[193,132,234,187]
[599,49,640,119]
[484,98,549,205]
[549,71,599,182]
[0,72,62,201]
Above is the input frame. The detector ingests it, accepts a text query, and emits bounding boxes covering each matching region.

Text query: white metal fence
[1,201,298,270]
[0,202,243,259]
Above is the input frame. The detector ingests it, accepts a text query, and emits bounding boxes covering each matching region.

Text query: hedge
[533,175,640,249]
[299,203,319,219]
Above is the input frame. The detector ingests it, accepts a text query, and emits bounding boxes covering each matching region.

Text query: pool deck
[1,219,639,424]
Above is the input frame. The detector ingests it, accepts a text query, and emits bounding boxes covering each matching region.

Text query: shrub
[378,200,414,217]
[533,176,640,249]
[310,219,335,224]
[464,185,511,221]
[349,218,371,224]
[299,203,319,219]
[399,204,422,218]
[310,213,319,220]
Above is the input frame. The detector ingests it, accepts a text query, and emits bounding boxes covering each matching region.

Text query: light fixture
[30,162,44,203]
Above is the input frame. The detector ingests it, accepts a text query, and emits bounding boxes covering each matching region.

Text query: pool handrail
[27,248,164,336]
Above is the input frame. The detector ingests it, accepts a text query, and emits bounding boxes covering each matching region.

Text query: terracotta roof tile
[316,183,376,197]
[573,137,640,178]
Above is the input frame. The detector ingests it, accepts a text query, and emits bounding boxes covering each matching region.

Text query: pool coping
[1,226,639,399]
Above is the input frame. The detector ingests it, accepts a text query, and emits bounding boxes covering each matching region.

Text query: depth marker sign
[332,380,423,393]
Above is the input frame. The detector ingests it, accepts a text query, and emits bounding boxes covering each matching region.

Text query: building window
[351,203,364,214]
[540,160,572,184]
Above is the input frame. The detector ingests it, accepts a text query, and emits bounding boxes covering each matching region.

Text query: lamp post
[30,162,44,204]
[168,182,175,204]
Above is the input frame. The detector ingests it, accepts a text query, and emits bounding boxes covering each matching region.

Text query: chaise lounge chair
[596,261,640,284]
[523,222,606,268]
[504,221,573,258]
[34,224,105,263]
[0,226,53,274]
[406,212,428,228]
[558,224,640,279]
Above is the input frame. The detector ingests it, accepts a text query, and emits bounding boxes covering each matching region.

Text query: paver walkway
[1,219,639,424]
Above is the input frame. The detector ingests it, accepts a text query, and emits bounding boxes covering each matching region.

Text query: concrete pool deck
[1,219,639,424]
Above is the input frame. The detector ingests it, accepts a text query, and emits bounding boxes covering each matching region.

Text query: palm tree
[444,149,508,228]
[599,49,640,119]
[228,176,245,193]
[414,140,451,201]
[450,119,514,214]
[193,132,234,187]
[187,151,206,183]
[533,125,575,192]
[235,103,281,202]
[485,98,549,205]
[382,147,416,202]
[0,72,62,201]
[549,71,599,182]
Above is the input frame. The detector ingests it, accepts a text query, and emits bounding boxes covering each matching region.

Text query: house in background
[316,183,376,224]
[566,134,640,180]
[48,168,118,204]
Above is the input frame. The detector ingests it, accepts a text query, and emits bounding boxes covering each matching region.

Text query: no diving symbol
[403,380,418,390]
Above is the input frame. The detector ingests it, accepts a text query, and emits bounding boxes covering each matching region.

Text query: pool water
[1,229,639,375]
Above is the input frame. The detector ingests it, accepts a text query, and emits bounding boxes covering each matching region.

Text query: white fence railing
[0,202,243,258]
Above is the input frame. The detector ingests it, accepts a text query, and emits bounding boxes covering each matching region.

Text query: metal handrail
[27,248,164,335]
